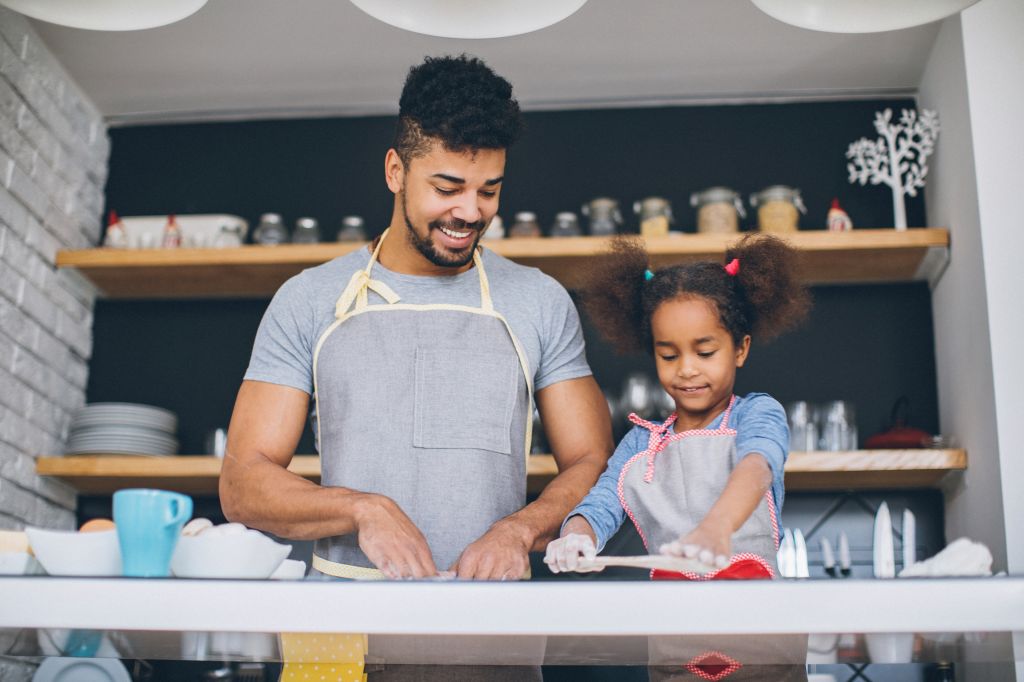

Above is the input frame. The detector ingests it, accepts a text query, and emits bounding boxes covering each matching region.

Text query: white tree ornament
[846,108,940,230]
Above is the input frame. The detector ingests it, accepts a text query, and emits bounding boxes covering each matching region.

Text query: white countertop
[2,576,1022,636]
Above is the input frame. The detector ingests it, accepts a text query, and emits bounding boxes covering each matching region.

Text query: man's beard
[402,193,486,269]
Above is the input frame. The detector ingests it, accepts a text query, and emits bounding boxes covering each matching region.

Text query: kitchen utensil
[578,554,715,575]
[820,536,836,577]
[481,214,505,239]
[509,211,541,238]
[793,528,810,578]
[172,527,291,579]
[777,528,796,578]
[837,531,852,576]
[336,215,367,242]
[633,196,674,236]
[865,396,932,449]
[252,212,289,245]
[113,488,192,577]
[873,501,896,578]
[750,185,806,233]
[902,508,916,569]
[291,217,321,244]
[25,527,121,577]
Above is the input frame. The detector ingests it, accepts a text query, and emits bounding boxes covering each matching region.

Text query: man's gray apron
[310,230,542,680]
[311,229,533,576]
[620,399,807,681]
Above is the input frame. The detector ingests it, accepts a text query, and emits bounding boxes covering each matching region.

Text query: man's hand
[449,521,531,580]
[354,494,438,579]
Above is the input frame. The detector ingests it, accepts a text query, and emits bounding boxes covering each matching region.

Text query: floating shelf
[56,229,950,299]
[37,449,966,496]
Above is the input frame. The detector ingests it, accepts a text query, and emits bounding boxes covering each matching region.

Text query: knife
[793,528,810,578]
[578,554,716,575]
[902,508,916,570]
[778,528,796,578]
[873,501,896,578]
[838,531,852,577]
[820,536,836,577]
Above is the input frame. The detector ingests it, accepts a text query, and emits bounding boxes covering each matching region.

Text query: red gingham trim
[617,451,651,551]
[765,490,781,551]
[683,650,742,680]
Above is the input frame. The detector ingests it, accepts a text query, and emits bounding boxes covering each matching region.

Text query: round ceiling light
[749,0,982,33]
[349,0,589,39]
[0,0,207,31]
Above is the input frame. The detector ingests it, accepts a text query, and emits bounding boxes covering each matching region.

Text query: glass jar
[291,217,321,244]
[581,197,623,236]
[750,185,806,233]
[549,212,582,238]
[252,213,289,245]
[336,216,367,242]
[481,214,505,240]
[633,197,674,237]
[690,186,746,234]
[509,211,541,238]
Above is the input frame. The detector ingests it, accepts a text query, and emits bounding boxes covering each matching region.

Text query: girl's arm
[662,453,772,566]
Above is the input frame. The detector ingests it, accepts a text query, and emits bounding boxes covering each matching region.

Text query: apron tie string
[335,269,401,318]
[628,412,680,483]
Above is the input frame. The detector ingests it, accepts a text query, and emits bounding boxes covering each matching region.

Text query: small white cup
[865,632,915,663]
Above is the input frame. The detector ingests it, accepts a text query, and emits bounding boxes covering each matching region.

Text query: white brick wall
[0,9,107,677]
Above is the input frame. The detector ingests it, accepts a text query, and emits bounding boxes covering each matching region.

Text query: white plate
[32,657,130,682]
[73,403,177,430]
[68,433,178,447]
[71,416,176,433]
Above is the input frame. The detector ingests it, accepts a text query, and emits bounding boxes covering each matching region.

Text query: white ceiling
[28,0,943,126]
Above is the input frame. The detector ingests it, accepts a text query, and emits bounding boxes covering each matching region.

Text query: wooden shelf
[56,229,950,299]
[37,449,965,496]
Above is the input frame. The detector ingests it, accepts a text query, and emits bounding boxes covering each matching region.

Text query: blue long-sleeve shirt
[566,393,789,552]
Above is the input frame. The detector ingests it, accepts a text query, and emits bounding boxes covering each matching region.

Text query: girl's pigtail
[578,236,650,354]
[725,235,810,340]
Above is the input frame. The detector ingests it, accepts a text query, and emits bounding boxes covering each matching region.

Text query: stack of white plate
[65,403,179,456]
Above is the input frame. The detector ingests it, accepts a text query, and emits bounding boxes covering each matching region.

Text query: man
[220,55,611,582]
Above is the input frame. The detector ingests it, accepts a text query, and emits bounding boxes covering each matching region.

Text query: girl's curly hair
[579,235,811,354]
[394,54,524,165]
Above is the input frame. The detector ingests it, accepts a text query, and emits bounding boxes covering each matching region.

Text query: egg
[79,518,115,533]
[181,518,214,537]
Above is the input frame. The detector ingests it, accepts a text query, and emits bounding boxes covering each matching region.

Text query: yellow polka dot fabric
[279,632,367,682]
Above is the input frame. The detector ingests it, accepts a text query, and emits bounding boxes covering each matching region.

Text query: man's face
[396,142,506,269]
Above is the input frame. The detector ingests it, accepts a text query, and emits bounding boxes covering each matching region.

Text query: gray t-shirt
[244,245,593,397]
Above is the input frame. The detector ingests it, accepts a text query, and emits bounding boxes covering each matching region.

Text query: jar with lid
[581,197,623,236]
[750,185,806,233]
[336,216,367,242]
[292,217,321,244]
[633,197,674,237]
[252,213,289,245]
[690,186,746,234]
[508,211,541,238]
[481,214,505,240]
[549,212,582,238]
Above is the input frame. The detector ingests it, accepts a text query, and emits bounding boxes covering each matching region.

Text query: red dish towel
[651,555,773,581]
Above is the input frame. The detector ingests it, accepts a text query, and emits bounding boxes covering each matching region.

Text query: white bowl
[270,559,307,580]
[171,529,291,579]
[25,528,121,577]
[0,552,43,575]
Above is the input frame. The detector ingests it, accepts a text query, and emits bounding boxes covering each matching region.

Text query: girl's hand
[660,517,732,569]
[544,516,600,574]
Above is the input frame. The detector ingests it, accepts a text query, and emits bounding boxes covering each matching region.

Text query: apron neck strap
[335,227,493,317]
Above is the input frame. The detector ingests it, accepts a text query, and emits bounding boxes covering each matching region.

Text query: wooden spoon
[578,554,716,575]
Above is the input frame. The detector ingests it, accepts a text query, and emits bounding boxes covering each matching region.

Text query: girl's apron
[310,228,534,578]
[620,399,807,681]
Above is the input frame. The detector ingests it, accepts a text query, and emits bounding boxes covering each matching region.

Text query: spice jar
[292,217,321,244]
[581,197,623,236]
[549,212,582,238]
[750,186,806,233]
[690,187,746,234]
[633,197,674,237]
[509,211,541,238]
[336,216,367,242]
[253,213,289,245]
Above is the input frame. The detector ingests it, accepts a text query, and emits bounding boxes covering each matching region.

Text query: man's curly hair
[394,54,524,166]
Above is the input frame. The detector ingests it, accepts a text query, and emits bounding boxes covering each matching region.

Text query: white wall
[0,7,109,680]
[918,12,1007,570]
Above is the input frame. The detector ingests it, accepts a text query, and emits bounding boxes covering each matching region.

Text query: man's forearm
[497,452,607,552]
[220,452,374,540]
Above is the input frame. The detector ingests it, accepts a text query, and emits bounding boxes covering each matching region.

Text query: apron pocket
[413,346,519,455]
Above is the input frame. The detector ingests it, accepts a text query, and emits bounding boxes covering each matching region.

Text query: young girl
[545,235,810,579]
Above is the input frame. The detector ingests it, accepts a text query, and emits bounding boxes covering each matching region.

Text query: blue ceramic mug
[113,488,193,577]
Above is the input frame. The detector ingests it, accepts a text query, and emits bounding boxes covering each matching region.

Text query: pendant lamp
[0,0,207,31]
[349,0,588,39]
[749,0,982,33]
